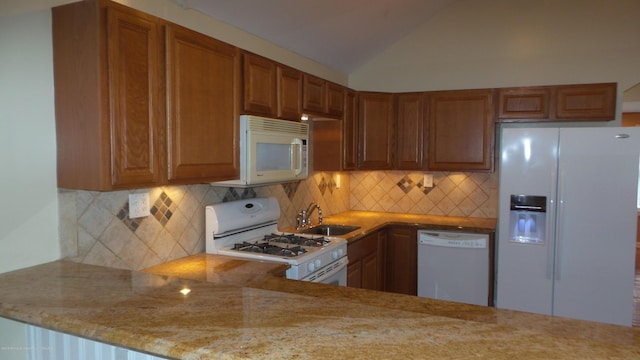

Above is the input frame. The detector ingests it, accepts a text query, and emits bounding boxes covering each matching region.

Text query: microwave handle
[291,138,303,175]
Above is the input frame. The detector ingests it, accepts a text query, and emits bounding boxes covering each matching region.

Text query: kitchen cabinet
[357,92,395,170]
[342,89,358,170]
[311,119,342,171]
[277,65,303,121]
[347,230,386,291]
[53,0,164,190]
[313,88,358,171]
[498,83,616,122]
[241,52,302,121]
[166,24,240,183]
[53,0,240,190]
[395,93,427,170]
[555,83,616,120]
[241,52,277,116]
[385,226,417,295]
[302,74,326,114]
[302,74,345,117]
[498,86,551,120]
[427,89,495,172]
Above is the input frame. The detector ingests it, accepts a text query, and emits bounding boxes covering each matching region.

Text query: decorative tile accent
[327,176,337,194]
[150,192,176,226]
[220,187,257,202]
[318,177,327,196]
[396,175,415,194]
[116,204,143,232]
[282,181,299,201]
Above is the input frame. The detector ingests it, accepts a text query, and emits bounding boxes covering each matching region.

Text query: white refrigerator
[497,127,640,326]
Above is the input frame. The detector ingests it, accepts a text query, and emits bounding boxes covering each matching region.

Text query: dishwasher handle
[418,231,488,249]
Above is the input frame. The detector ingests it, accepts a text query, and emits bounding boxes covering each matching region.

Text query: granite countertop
[283,210,497,241]
[1,255,639,359]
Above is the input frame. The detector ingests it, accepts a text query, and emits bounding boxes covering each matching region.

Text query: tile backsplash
[58,172,350,270]
[58,170,496,271]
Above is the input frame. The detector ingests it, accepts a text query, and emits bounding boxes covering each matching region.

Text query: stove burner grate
[263,233,329,247]
[232,241,307,257]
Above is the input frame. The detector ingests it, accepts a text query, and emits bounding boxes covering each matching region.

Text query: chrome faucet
[296,202,323,230]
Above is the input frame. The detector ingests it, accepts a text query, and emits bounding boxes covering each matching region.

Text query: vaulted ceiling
[176,0,459,73]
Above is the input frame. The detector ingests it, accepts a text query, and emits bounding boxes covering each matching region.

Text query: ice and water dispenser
[509,195,546,244]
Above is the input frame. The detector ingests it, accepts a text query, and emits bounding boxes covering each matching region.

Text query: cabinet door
[395,93,426,170]
[302,74,326,114]
[108,8,163,186]
[347,231,386,291]
[555,83,616,120]
[242,52,276,116]
[166,25,240,183]
[53,1,163,190]
[277,65,302,121]
[427,89,495,171]
[342,89,358,170]
[326,82,345,117]
[357,92,395,169]
[311,119,342,171]
[498,87,551,121]
[386,226,417,295]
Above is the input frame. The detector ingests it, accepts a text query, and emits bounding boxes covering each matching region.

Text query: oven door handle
[303,257,348,284]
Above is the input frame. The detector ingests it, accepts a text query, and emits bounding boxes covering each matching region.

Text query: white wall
[349,0,640,93]
[0,10,60,274]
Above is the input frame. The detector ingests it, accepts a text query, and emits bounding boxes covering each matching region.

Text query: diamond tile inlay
[282,182,300,201]
[318,177,327,196]
[117,204,143,232]
[151,191,176,226]
[396,175,415,194]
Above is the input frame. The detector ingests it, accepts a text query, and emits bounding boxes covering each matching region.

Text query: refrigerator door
[497,127,559,314]
[552,127,639,326]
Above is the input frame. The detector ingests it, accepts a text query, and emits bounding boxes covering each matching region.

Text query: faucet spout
[300,202,323,228]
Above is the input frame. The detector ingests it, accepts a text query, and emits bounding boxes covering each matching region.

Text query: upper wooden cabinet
[241,52,302,121]
[277,65,303,121]
[53,0,164,190]
[498,86,551,120]
[357,92,395,170]
[241,52,277,116]
[498,83,616,122]
[342,89,358,170]
[555,83,616,120]
[166,25,240,183]
[53,0,239,190]
[395,93,427,170]
[302,74,326,114]
[427,89,495,172]
[302,73,345,117]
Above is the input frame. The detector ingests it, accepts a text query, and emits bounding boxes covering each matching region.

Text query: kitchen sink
[301,224,360,236]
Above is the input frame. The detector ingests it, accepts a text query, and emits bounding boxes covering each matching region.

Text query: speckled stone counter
[1,257,639,359]
[284,210,497,241]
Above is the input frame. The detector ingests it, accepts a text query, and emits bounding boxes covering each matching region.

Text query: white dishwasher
[417,230,490,306]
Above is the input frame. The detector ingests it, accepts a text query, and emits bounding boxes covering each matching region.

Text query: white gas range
[205,197,348,285]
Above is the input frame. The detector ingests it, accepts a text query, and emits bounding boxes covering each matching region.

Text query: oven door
[302,257,347,286]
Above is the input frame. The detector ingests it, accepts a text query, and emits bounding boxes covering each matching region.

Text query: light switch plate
[129,193,150,219]
[423,174,434,188]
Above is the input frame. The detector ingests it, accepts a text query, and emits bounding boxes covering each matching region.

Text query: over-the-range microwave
[211,115,309,187]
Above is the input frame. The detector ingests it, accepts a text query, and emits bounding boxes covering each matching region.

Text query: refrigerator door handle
[554,170,566,281]
[546,170,557,280]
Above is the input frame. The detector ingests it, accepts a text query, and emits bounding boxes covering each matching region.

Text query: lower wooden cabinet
[347,230,386,291]
[385,226,417,296]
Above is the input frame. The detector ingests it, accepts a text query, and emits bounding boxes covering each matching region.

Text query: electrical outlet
[129,193,150,219]
[423,174,434,188]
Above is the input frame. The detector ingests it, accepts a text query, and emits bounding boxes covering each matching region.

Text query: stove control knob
[307,262,315,272]
[331,250,339,259]
[314,259,322,268]
[338,248,344,257]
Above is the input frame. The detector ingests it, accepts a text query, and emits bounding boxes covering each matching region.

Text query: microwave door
[249,133,305,184]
